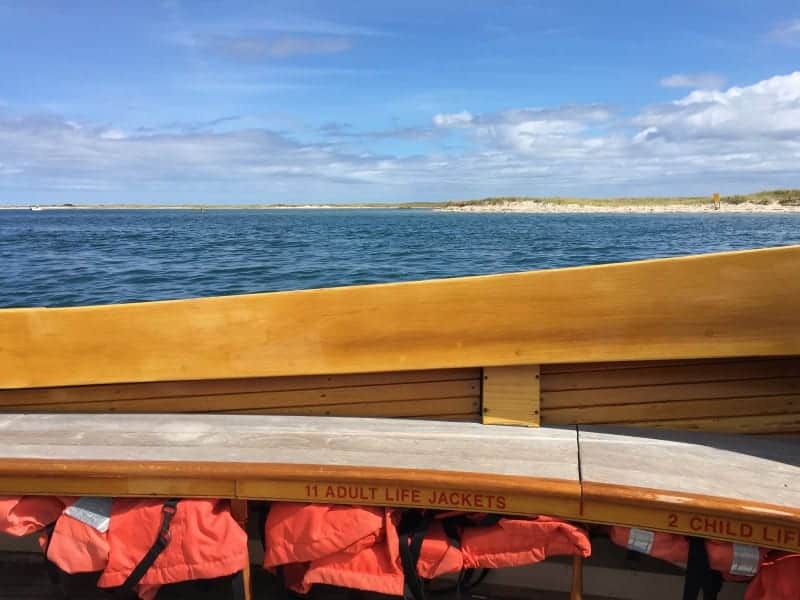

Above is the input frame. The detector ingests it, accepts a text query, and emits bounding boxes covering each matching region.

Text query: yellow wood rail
[1,245,799,389]
[0,459,797,553]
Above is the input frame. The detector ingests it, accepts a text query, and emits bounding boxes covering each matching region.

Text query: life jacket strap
[682,537,723,600]
[229,569,246,600]
[40,522,63,585]
[118,499,180,593]
[438,514,498,597]
[399,511,435,600]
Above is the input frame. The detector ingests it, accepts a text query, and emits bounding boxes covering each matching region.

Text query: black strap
[399,511,436,600]
[41,522,63,585]
[425,513,506,598]
[399,512,509,600]
[118,499,180,593]
[230,570,246,600]
[682,537,723,600]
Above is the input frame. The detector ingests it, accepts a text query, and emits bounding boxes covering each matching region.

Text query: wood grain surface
[1,245,798,389]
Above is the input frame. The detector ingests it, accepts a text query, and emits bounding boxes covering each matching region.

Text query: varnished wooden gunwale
[1,245,799,390]
[0,458,580,499]
[582,481,800,526]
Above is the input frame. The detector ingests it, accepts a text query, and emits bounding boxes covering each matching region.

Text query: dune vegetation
[439,189,800,209]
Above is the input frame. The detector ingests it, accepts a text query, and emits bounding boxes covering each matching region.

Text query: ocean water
[0,209,798,308]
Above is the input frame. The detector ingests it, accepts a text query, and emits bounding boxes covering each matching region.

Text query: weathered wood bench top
[580,427,800,508]
[0,413,578,478]
[0,414,797,551]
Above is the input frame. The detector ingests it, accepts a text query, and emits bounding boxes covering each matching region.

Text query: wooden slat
[223,396,479,418]
[0,380,479,413]
[540,357,756,375]
[543,394,800,425]
[541,377,800,409]
[0,368,480,407]
[407,413,479,422]
[542,357,800,391]
[633,413,800,434]
[2,245,799,389]
[482,365,540,426]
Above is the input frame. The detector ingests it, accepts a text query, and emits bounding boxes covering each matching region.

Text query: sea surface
[1,209,798,308]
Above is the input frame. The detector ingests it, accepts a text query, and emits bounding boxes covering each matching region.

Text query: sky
[0,1,799,205]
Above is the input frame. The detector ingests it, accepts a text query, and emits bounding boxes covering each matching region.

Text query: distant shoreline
[3,189,799,213]
[0,205,388,211]
[4,204,800,213]
[436,201,800,214]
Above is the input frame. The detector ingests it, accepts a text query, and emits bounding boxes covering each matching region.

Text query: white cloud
[99,128,127,140]
[2,72,799,202]
[660,72,726,90]
[206,34,352,61]
[767,19,800,46]
[0,114,388,196]
[433,111,473,127]
[636,71,800,140]
[166,14,381,62]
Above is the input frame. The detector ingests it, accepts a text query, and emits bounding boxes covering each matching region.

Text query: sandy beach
[436,201,800,214]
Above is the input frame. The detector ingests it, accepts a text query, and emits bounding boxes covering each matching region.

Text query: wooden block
[482,365,540,426]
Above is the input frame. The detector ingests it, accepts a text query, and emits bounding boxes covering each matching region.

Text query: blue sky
[0,1,799,204]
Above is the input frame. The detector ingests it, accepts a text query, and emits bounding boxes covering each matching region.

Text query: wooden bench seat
[0,414,797,552]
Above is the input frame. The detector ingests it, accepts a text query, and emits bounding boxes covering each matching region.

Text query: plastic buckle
[158,503,178,544]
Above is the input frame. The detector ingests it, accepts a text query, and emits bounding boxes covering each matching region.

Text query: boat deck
[0,414,797,552]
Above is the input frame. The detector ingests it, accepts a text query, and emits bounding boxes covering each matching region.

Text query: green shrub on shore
[440,189,800,209]
[724,190,800,206]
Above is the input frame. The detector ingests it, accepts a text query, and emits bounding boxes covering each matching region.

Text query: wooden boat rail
[1,246,798,390]
[1,245,798,434]
[0,247,798,598]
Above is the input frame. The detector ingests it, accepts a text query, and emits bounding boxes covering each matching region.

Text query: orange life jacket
[461,516,591,569]
[264,502,385,567]
[46,503,110,574]
[0,496,247,599]
[264,503,589,597]
[706,539,765,581]
[0,495,70,537]
[745,553,800,600]
[609,526,763,580]
[264,503,405,595]
[292,508,465,596]
[608,526,688,566]
[96,498,248,590]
